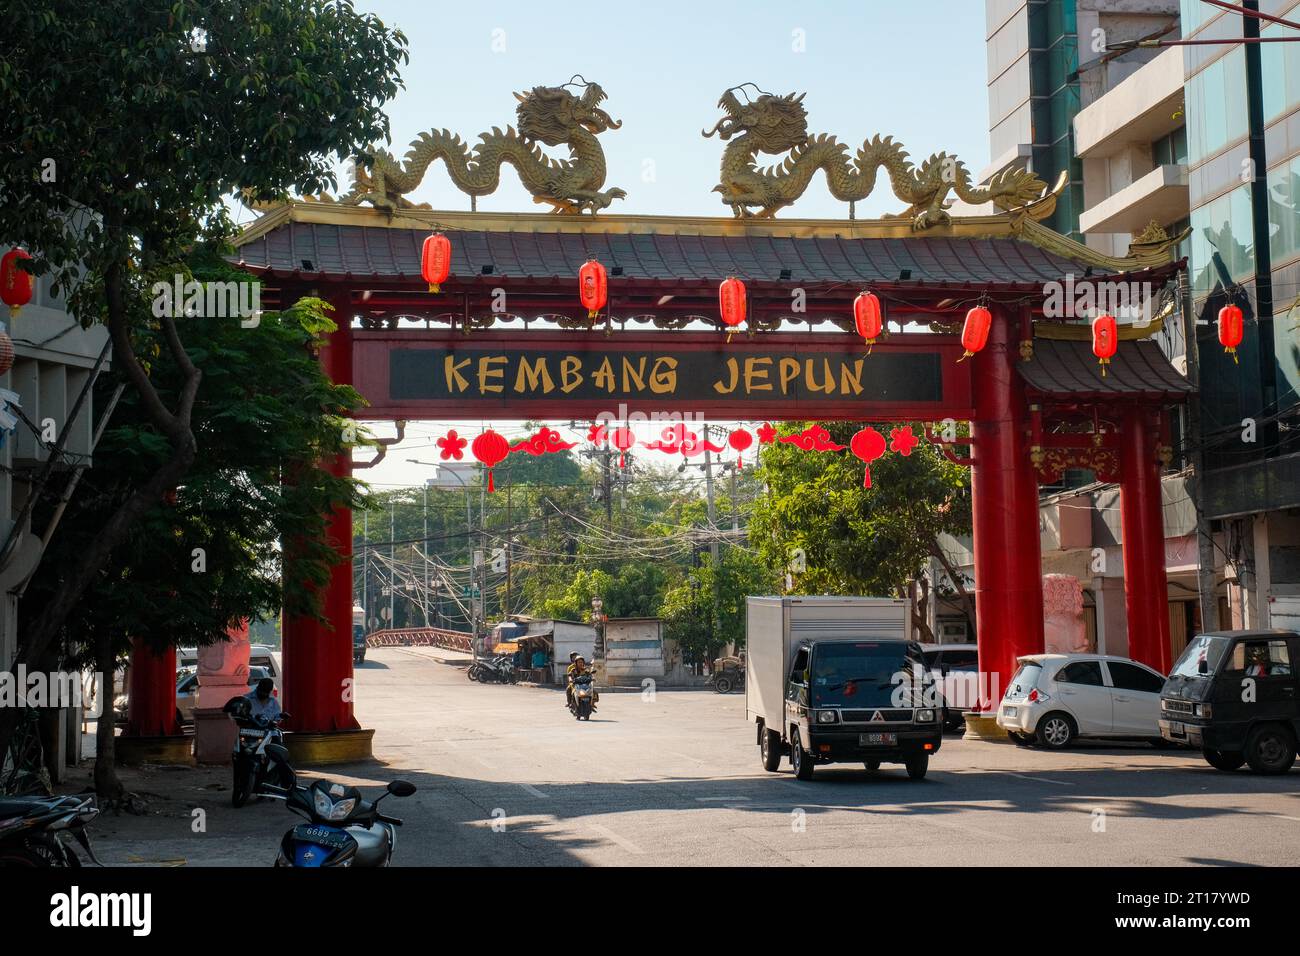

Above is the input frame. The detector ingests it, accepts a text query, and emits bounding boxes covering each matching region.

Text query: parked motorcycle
[224,696,295,808]
[569,672,596,720]
[0,794,101,867]
[468,655,517,684]
[275,774,417,867]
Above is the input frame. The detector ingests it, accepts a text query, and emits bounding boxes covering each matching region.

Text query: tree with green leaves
[25,283,367,797]
[749,422,972,639]
[660,548,775,664]
[0,0,408,750]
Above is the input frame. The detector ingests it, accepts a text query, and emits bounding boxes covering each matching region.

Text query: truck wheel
[791,730,814,781]
[714,675,733,694]
[905,753,929,780]
[1035,712,1075,749]
[1202,747,1245,771]
[1245,724,1296,775]
[760,728,782,772]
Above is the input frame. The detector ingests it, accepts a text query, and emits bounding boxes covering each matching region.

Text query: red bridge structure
[209,190,1189,760]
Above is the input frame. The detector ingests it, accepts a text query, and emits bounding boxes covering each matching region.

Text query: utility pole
[728,462,739,534]
[389,495,396,629]
[362,508,369,631]
[421,482,429,626]
[505,479,513,619]
[703,425,719,564]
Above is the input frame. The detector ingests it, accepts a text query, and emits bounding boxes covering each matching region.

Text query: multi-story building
[936,1,1300,659]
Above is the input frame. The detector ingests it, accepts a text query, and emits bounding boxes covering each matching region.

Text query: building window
[1186,47,1249,165]
[1152,127,1188,167]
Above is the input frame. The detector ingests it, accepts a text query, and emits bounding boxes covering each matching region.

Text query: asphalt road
[88,646,1300,866]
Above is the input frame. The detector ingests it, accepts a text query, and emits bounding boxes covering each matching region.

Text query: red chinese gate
[216,203,1189,756]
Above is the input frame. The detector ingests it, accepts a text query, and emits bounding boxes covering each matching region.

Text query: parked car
[175,665,274,725]
[996,653,1168,748]
[919,643,978,732]
[1159,629,1300,774]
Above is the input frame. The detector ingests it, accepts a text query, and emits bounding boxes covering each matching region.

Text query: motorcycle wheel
[0,845,54,867]
[232,759,255,808]
[714,676,733,694]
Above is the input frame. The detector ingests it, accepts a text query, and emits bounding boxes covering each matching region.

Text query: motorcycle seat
[0,796,58,820]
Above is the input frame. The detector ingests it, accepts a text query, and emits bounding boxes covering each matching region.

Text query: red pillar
[281,289,358,732]
[1120,405,1171,674]
[969,308,1044,709]
[124,639,180,737]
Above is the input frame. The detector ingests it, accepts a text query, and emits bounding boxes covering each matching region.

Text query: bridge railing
[366,627,473,653]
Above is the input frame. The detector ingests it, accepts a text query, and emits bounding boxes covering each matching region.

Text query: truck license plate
[859,733,896,746]
[1167,721,1185,738]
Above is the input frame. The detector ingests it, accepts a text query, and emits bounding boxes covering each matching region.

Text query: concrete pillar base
[284,728,374,766]
[116,734,193,766]
[193,707,238,765]
[962,712,1011,743]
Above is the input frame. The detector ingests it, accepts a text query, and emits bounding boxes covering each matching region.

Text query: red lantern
[1,248,34,319]
[719,276,746,341]
[959,305,992,361]
[471,429,510,492]
[1218,303,1244,364]
[1092,313,1118,376]
[421,233,451,294]
[728,428,754,469]
[853,292,882,351]
[849,427,887,488]
[610,426,636,468]
[579,258,608,320]
[0,330,13,376]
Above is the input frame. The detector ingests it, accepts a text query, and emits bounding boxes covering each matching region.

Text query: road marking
[589,824,645,855]
[519,783,550,799]
[666,750,705,765]
[1003,772,1072,786]
[695,796,751,802]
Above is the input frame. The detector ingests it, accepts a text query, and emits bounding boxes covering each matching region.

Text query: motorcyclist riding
[245,677,282,723]
[566,655,597,712]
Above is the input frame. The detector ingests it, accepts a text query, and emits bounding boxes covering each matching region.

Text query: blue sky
[338,0,992,221]
[302,0,995,489]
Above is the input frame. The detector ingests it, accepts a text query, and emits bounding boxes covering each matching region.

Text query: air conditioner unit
[940,621,969,642]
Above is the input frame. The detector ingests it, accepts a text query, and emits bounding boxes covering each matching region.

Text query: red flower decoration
[757,422,777,444]
[889,426,918,456]
[437,429,467,461]
[587,423,608,444]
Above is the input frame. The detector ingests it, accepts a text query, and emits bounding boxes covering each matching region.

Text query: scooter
[469,655,516,684]
[224,696,295,808]
[569,672,596,720]
[0,794,101,867]
[275,774,417,867]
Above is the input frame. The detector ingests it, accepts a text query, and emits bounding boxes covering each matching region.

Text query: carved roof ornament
[255,77,627,216]
[703,83,1050,227]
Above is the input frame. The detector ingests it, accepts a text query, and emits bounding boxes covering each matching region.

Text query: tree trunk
[93,633,124,803]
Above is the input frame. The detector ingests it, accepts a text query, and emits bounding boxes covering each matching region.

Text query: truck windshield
[809,642,927,708]
[1169,635,1230,679]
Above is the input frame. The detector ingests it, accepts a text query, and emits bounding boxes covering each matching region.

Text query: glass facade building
[1181,0,1300,513]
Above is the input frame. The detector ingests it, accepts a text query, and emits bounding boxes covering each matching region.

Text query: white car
[996,653,1169,748]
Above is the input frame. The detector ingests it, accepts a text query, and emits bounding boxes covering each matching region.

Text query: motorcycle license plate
[859,733,897,746]
[293,824,350,848]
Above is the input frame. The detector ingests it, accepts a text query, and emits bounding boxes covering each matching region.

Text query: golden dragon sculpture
[703,85,1049,227]
[252,78,627,215]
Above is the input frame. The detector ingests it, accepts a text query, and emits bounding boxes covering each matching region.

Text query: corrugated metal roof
[1019,338,1192,398]
[233,223,1153,288]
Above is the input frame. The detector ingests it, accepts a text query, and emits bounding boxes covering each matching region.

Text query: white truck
[746,596,942,780]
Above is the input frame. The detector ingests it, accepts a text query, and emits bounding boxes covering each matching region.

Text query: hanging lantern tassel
[421,232,452,294]
[849,427,887,488]
[719,276,746,343]
[579,258,609,321]
[1,248,35,320]
[471,429,511,493]
[1092,313,1118,377]
[1218,303,1243,364]
[728,428,753,470]
[853,291,883,354]
[611,427,636,468]
[958,305,992,362]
